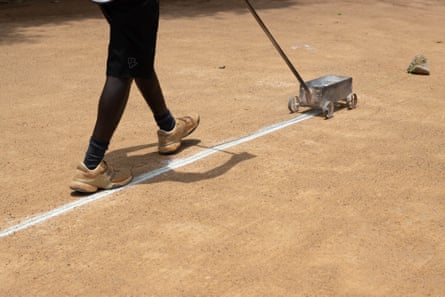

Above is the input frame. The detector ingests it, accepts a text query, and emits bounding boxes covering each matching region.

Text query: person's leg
[134,71,200,154]
[84,76,132,169]
[70,2,138,193]
[92,76,132,144]
[134,71,166,116]
[69,76,133,193]
[134,71,176,132]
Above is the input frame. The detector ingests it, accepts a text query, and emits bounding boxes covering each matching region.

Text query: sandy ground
[0,0,444,296]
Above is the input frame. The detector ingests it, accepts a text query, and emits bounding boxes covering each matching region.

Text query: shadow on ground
[108,139,256,183]
[70,139,256,196]
[0,0,301,44]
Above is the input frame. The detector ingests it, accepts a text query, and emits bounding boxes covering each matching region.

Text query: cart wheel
[288,96,300,113]
[347,93,358,109]
[323,101,334,119]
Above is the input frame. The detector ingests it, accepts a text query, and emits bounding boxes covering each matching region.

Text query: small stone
[407,54,430,75]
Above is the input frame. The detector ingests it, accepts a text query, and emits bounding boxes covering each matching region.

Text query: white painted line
[0,111,318,238]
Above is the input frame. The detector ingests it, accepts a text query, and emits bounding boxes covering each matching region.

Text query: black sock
[155,111,176,132]
[83,137,109,170]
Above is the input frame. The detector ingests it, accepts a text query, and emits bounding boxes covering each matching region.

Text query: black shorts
[100,0,159,78]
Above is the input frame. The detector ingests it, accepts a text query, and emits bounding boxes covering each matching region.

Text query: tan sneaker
[69,161,132,193]
[157,114,200,154]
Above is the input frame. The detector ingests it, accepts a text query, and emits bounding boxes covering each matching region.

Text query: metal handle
[243,0,311,98]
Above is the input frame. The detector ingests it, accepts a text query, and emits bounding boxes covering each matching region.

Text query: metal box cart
[288,75,357,118]
[244,0,357,119]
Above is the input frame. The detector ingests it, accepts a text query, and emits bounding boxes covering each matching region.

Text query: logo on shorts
[128,57,138,69]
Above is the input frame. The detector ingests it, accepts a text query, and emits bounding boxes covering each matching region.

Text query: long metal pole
[243,0,311,97]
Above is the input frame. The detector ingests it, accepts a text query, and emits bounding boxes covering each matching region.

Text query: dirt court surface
[1,0,444,296]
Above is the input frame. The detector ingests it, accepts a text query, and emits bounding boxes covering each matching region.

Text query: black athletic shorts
[99,0,159,78]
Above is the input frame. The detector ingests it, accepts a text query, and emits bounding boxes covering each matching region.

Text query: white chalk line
[0,111,317,238]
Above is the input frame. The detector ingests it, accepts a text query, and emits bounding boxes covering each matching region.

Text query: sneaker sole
[69,176,133,193]
[69,181,98,193]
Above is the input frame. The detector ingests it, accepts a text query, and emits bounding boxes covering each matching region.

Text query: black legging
[91,70,169,143]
